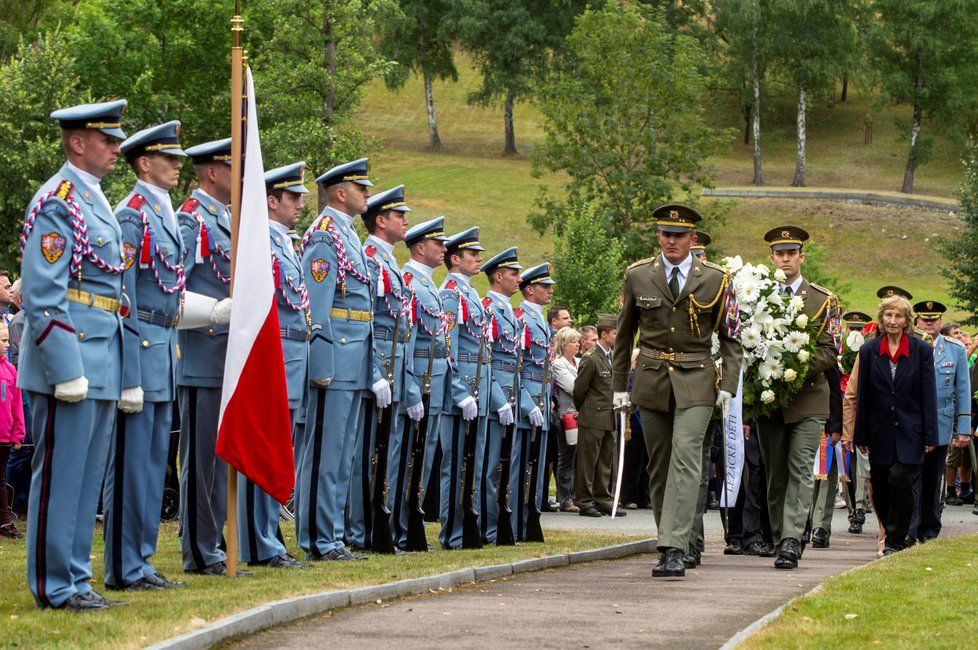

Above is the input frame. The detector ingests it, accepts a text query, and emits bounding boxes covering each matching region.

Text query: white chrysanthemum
[739,283,760,303]
[761,389,776,404]
[790,295,805,311]
[795,313,809,328]
[756,264,771,277]
[773,268,787,282]
[783,330,809,353]
[797,349,810,363]
[724,255,744,272]
[784,368,798,382]
[846,330,865,351]
[760,357,784,381]
[741,325,763,349]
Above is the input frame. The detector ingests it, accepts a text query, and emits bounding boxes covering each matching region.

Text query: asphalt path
[232,506,977,649]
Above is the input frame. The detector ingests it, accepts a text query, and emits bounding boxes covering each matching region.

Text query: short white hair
[11,278,21,296]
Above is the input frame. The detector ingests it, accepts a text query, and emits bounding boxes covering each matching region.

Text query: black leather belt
[137,308,178,329]
[280,327,309,341]
[414,347,447,359]
[375,328,409,343]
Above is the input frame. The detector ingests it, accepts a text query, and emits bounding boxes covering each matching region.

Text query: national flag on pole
[216,67,294,504]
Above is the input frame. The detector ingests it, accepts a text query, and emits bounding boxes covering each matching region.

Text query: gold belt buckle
[661,351,676,361]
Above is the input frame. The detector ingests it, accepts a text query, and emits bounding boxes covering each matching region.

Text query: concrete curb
[719,583,825,650]
[147,538,655,650]
[702,187,959,213]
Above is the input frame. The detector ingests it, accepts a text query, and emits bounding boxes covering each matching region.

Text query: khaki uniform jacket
[613,254,742,411]
[573,345,614,430]
[778,278,839,424]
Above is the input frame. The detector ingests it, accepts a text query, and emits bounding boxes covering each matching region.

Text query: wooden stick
[225,2,244,579]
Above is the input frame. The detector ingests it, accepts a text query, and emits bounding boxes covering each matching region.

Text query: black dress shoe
[597,507,626,517]
[682,548,701,568]
[652,548,686,577]
[723,540,743,555]
[252,554,309,568]
[774,555,798,569]
[55,593,109,612]
[849,508,866,525]
[778,538,801,561]
[811,528,829,548]
[105,577,156,591]
[188,561,226,576]
[579,506,602,518]
[946,493,963,506]
[882,546,900,557]
[848,520,863,534]
[146,572,186,589]
[961,491,975,505]
[84,591,127,608]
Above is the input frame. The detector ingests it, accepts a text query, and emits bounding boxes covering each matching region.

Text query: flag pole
[226,0,244,579]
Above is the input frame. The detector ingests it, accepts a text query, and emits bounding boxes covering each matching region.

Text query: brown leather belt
[640,346,711,363]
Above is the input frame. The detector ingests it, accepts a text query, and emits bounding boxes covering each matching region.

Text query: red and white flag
[216,68,294,504]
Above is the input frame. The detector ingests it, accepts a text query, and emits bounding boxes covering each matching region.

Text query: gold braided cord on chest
[687,273,728,336]
[813,294,837,339]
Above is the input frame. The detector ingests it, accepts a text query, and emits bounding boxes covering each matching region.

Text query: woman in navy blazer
[853,295,938,555]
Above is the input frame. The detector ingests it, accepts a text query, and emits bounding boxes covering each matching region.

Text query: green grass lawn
[349,55,969,320]
[745,533,978,649]
[0,521,637,648]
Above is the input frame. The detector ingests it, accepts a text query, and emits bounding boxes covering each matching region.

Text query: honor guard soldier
[755,225,840,570]
[910,300,970,543]
[687,231,713,567]
[297,158,373,561]
[21,99,129,611]
[843,311,872,332]
[515,263,554,538]
[691,230,711,258]
[439,228,499,548]
[176,138,234,576]
[103,121,191,591]
[346,186,422,550]
[613,205,743,578]
[233,163,311,569]
[841,310,872,534]
[477,248,526,543]
[393,218,451,547]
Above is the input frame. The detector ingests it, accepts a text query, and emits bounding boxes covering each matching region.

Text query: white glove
[118,386,144,414]
[613,391,630,409]
[54,376,88,403]
[210,297,233,324]
[716,389,733,412]
[529,406,545,428]
[371,378,392,408]
[179,291,218,329]
[406,401,425,422]
[497,403,514,426]
[458,395,478,421]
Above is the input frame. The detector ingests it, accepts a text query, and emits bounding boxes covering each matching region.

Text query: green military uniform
[688,231,713,566]
[572,314,617,514]
[613,206,742,574]
[756,226,840,569]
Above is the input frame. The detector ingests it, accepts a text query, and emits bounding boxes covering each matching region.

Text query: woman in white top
[551,327,582,512]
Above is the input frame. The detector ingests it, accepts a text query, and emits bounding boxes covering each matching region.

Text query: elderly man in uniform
[175,138,234,576]
[230,163,312,569]
[514,263,553,538]
[613,205,742,578]
[755,226,839,570]
[22,100,129,610]
[910,300,970,543]
[478,248,524,543]
[104,122,235,591]
[346,185,421,551]
[438,228,498,548]
[297,159,373,561]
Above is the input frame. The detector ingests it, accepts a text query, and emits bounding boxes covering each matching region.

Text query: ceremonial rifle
[495,348,521,547]
[459,324,485,549]
[369,310,400,554]
[404,339,436,552]
[523,349,549,543]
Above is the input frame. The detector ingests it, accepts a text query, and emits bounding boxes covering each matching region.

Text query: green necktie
[669,267,681,297]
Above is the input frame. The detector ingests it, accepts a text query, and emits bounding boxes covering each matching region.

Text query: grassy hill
[349,55,969,321]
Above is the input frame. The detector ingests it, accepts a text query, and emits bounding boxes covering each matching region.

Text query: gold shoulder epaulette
[945,335,965,348]
[808,282,834,297]
[700,259,727,275]
[318,215,332,230]
[627,256,655,270]
[583,347,596,357]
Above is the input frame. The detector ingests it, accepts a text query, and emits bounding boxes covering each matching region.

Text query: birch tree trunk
[791,84,806,187]
[751,0,763,185]
[424,70,442,151]
[902,97,923,194]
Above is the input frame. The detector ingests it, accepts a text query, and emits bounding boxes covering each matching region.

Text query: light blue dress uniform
[476,248,535,543]
[236,163,310,564]
[103,121,188,588]
[437,228,502,549]
[515,263,554,539]
[347,187,420,549]
[21,99,128,608]
[176,139,233,572]
[389,218,451,549]
[297,159,375,558]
